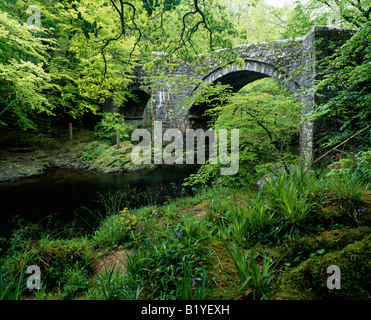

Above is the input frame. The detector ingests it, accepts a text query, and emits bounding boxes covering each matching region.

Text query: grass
[0,167,370,300]
[224,242,277,300]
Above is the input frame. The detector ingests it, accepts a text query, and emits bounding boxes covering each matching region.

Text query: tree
[310,20,371,151]
[94,112,132,142]
[308,0,371,29]
[0,0,143,128]
[0,10,56,129]
[1,0,241,130]
[184,78,301,187]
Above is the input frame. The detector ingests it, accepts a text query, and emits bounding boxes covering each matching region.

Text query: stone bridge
[105,26,356,164]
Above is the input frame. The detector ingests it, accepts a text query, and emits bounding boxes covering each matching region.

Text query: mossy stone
[271,234,371,300]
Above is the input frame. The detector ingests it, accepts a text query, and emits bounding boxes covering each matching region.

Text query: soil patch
[179,201,209,218]
[93,247,131,275]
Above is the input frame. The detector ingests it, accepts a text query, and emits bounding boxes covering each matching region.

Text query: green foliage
[91,266,136,300]
[326,151,371,189]
[60,263,89,299]
[278,1,327,39]
[124,234,212,299]
[225,242,276,300]
[0,0,141,129]
[1,235,95,291]
[92,209,140,248]
[176,215,215,242]
[174,267,207,300]
[263,175,312,226]
[0,10,56,129]
[259,167,327,230]
[81,142,105,162]
[326,171,362,202]
[185,78,300,188]
[0,270,26,300]
[307,0,371,29]
[237,193,275,234]
[94,112,132,142]
[311,21,371,150]
[324,170,364,225]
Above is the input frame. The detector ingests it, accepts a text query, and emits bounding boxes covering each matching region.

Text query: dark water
[0,165,198,237]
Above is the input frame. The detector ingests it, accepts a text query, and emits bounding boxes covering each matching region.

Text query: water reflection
[0,165,198,237]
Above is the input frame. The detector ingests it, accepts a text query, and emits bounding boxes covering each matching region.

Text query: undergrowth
[0,166,370,300]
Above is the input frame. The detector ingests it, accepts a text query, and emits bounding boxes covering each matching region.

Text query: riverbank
[1,167,370,300]
[0,128,156,182]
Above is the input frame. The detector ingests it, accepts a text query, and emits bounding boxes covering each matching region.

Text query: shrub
[81,142,105,162]
[94,112,132,143]
[260,168,322,227]
[124,235,212,299]
[237,193,275,234]
[92,210,140,248]
[176,215,215,242]
[60,263,90,299]
[326,151,371,189]
[225,242,276,300]
[325,170,362,202]
[89,266,138,300]
[174,267,207,300]
[0,270,26,300]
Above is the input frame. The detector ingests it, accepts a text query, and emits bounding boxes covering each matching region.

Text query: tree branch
[304,124,371,174]
[99,1,141,88]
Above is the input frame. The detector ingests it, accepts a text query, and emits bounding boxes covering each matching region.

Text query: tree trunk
[116,129,120,148]
[69,122,73,140]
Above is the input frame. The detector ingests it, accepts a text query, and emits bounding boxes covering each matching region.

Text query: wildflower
[192,278,196,285]
[357,208,366,215]
[175,231,182,237]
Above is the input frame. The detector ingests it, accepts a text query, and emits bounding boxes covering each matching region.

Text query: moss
[207,239,240,299]
[0,129,156,182]
[271,234,371,300]
[308,227,370,252]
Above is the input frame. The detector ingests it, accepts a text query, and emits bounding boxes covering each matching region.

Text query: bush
[262,173,313,226]
[176,215,215,242]
[60,263,90,299]
[326,170,362,202]
[225,243,276,300]
[89,266,138,300]
[92,210,141,248]
[94,112,132,143]
[237,193,275,234]
[124,234,212,299]
[326,151,371,189]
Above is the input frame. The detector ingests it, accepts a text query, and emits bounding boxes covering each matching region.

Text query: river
[0,165,198,238]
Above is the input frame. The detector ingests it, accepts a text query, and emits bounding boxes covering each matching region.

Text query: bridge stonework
[116,26,355,164]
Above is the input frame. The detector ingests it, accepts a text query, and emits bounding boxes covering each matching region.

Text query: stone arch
[188,59,301,129]
[121,86,151,128]
[202,59,300,93]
